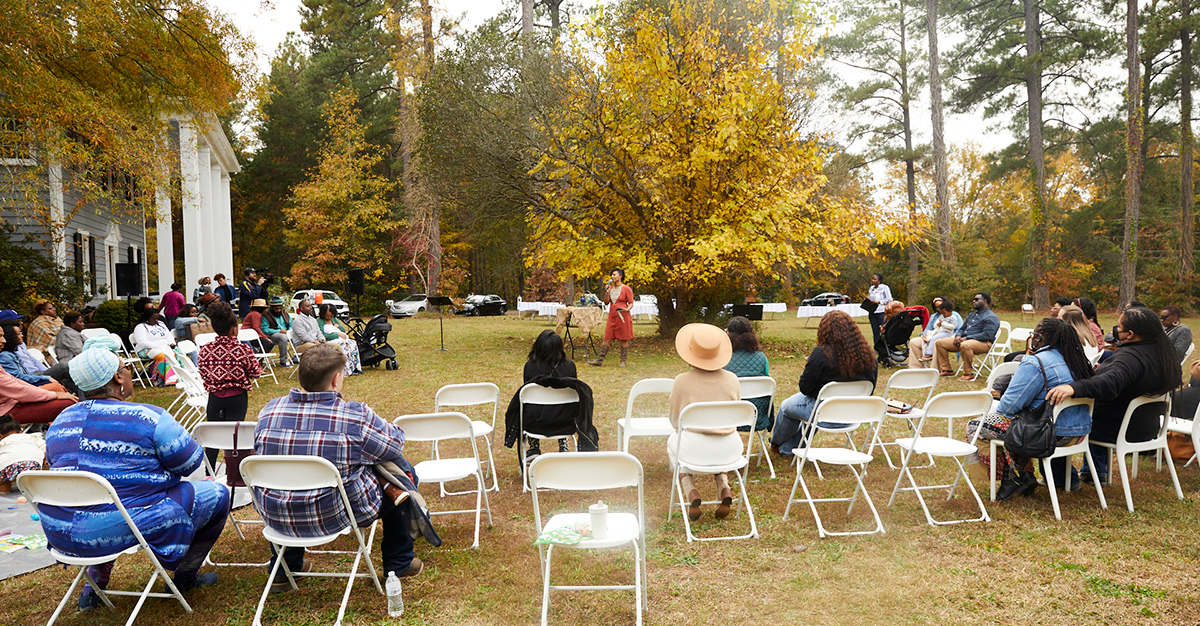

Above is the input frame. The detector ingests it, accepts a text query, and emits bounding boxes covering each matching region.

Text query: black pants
[270,482,416,577]
[868,311,886,360]
[204,391,248,468]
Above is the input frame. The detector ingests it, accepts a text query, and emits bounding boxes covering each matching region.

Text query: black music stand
[731,304,764,321]
[562,310,597,361]
[428,296,454,351]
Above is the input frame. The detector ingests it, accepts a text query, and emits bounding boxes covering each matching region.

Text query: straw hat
[250,298,269,309]
[675,323,732,371]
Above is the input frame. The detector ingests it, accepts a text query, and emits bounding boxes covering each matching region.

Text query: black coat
[797,345,878,398]
[1071,340,1175,443]
[504,375,599,451]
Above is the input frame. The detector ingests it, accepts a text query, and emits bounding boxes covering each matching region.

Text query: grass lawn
[4,309,1200,625]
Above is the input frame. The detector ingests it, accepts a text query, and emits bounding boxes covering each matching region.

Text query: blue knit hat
[81,333,121,354]
[69,348,122,392]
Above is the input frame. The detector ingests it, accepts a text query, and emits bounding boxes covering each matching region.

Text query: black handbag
[225,422,254,489]
[860,296,876,314]
[1004,354,1057,458]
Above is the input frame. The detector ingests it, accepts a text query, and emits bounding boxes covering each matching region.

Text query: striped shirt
[253,389,406,537]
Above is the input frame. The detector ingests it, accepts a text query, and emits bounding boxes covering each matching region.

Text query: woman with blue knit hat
[42,348,229,610]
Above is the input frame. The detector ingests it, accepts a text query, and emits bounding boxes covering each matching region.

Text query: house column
[197,143,213,285]
[48,162,66,266]
[179,121,205,294]
[154,179,174,295]
[216,171,234,278]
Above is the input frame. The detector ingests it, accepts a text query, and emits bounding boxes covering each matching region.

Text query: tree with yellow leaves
[284,88,397,284]
[528,0,872,333]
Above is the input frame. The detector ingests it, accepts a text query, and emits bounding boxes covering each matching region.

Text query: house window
[88,236,97,293]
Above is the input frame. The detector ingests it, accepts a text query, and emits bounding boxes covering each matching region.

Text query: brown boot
[619,345,628,367]
[588,345,609,366]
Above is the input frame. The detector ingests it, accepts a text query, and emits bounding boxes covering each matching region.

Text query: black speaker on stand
[347,268,365,317]
[113,263,142,344]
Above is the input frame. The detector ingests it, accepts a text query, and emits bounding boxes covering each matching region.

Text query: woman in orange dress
[589,268,635,367]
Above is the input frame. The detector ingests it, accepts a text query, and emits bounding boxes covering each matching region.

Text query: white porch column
[217,171,234,278]
[155,180,174,295]
[197,144,213,284]
[48,163,66,266]
[208,163,225,275]
[179,121,204,294]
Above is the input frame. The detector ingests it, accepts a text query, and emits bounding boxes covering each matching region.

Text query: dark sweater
[797,345,878,398]
[1070,340,1175,443]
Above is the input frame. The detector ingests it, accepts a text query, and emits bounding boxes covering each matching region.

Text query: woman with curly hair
[771,310,877,456]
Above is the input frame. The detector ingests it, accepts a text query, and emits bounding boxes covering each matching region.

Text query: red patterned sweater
[198,335,262,397]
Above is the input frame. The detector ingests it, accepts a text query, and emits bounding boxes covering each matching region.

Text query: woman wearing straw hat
[668,323,741,521]
[589,268,635,367]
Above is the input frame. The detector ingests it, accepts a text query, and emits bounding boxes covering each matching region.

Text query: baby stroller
[346,314,398,370]
[878,306,928,367]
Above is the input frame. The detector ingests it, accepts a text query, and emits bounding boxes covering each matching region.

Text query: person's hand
[257,277,267,285]
[1046,384,1075,405]
[337,332,348,340]
[1189,358,1200,380]
[56,391,77,402]
[953,336,964,347]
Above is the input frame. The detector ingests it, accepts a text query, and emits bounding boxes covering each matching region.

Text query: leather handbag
[225,422,254,489]
[860,296,876,314]
[1004,354,1057,459]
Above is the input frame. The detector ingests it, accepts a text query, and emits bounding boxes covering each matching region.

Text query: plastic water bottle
[386,571,404,617]
[589,500,608,540]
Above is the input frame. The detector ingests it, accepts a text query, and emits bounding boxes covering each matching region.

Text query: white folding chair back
[1039,398,1107,519]
[528,452,646,626]
[1092,393,1182,511]
[434,382,501,493]
[888,390,993,526]
[194,332,218,347]
[1009,327,1033,344]
[617,378,675,454]
[394,412,492,548]
[80,328,109,341]
[1182,343,1195,368]
[241,455,383,626]
[668,400,759,542]
[17,470,194,626]
[26,347,49,369]
[1021,303,1034,320]
[1164,400,1200,468]
[785,396,888,537]
[519,384,581,492]
[978,360,1022,420]
[166,365,208,432]
[868,368,939,468]
[738,376,777,477]
[237,328,277,385]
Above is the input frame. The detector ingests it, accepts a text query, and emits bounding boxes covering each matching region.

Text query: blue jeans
[771,393,817,455]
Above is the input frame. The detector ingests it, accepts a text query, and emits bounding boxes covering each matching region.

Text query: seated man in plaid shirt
[254,344,422,592]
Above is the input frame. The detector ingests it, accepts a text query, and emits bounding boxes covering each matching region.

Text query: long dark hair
[726,316,760,353]
[816,310,875,378]
[1075,297,1100,325]
[1033,318,1093,381]
[0,324,19,353]
[527,329,567,374]
[1123,306,1182,391]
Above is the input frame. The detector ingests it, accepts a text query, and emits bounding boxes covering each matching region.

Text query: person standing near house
[212,273,236,304]
[160,283,186,330]
[238,268,269,318]
[865,273,892,364]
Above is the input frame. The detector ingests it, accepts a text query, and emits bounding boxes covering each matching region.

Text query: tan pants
[680,472,730,499]
[934,338,992,375]
[907,336,931,368]
[293,341,319,354]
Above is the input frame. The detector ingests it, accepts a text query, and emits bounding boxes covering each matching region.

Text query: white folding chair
[241,455,384,626]
[955,322,1008,380]
[666,400,759,542]
[394,412,493,548]
[616,378,675,454]
[46,344,58,362]
[27,347,50,369]
[888,391,993,526]
[237,328,277,385]
[117,341,150,389]
[1009,327,1033,345]
[805,380,876,477]
[1163,400,1200,468]
[1020,303,1034,320]
[738,376,777,478]
[1040,398,1107,519]
[194,332,218,347]
[867,368,939,469]
[528,452,646,626]
[164,359,208,432]
[80,327,109,341]
[17,470,195,626]
[519,384,581,492]
[1182,343,1195,368]
[434,382,501,494]
[190,421,268,566]
[1092,393,1183,512]
[784,396,888,537]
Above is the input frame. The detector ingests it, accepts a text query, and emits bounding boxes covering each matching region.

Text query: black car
[801,292,851,306]
[457,294,508,316]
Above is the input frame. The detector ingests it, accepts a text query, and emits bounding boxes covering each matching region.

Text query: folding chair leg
[1083,448,1108,511]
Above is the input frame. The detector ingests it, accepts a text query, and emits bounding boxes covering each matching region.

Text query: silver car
[386,294,428,318]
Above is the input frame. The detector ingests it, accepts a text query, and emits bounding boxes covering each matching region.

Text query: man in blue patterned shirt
[254,344,421,591]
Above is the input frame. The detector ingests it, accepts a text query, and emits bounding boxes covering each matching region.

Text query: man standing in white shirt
[865,273,892,364]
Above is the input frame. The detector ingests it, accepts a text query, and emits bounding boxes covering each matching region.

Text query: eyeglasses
[1160,314,1171,321]
[972,297,983,302]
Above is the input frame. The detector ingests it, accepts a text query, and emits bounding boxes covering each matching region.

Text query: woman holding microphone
[589,268,635,367]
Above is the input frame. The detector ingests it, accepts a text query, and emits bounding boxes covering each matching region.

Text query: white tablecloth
[517,301,540,313]
[537,302,565,317]
[629,302,658,318]
[761,302,787,314]
[795,303,870,318]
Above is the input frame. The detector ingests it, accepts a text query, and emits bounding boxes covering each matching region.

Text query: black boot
[996,463,1023,501]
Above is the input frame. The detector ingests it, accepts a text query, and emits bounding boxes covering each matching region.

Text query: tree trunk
[546,0,563,31]
[522,0,534,37]
[1120,0,1142,306]
[656,291,687,337]
[1023,0,1050,309]
[420,0,441,295]
[927,0,953,263]
[1182,0,1195,280]
[900,5,919,303]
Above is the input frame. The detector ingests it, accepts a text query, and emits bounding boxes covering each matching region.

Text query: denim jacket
[996,347,1090,436]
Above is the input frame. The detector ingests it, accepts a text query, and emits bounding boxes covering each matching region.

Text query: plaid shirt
[197,335,261,395]
[26,315,62,353]
[253,389,406,537]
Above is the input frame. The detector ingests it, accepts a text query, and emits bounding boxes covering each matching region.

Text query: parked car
[386,294,428,318]
[801,292,851,306]
[291,290,350,317]
[456,294,507,316]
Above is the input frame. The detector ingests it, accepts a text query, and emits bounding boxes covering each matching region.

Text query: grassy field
[4,309,1200,626]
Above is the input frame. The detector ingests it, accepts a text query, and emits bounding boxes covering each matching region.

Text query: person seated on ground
[0,415,46,492]
[0,327,76,426]
[1062,309,1100,362]
[26,300,62,364]
[668,323,741,521]
[1047,306,1182,484]
[909,297,961,368]
[173,304,201,340]
[772,310,877,456]
[318,303,363,376]
[290,298,323,354]
[54,311,86,364]
[131,308,186,386]
[966,318,1094,499]
[212,273,236,304]
[934,292,1000,381]
[262,297,294,367]
[1049,297,1073,318]
[723,316,773,433]
[197,301,261,468]
[0,322,61,388]
[517,329,579,462]
[43,348,227,610]
[253,343,424,589]
[1160,305,1193,363]
[240,298,273,353]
